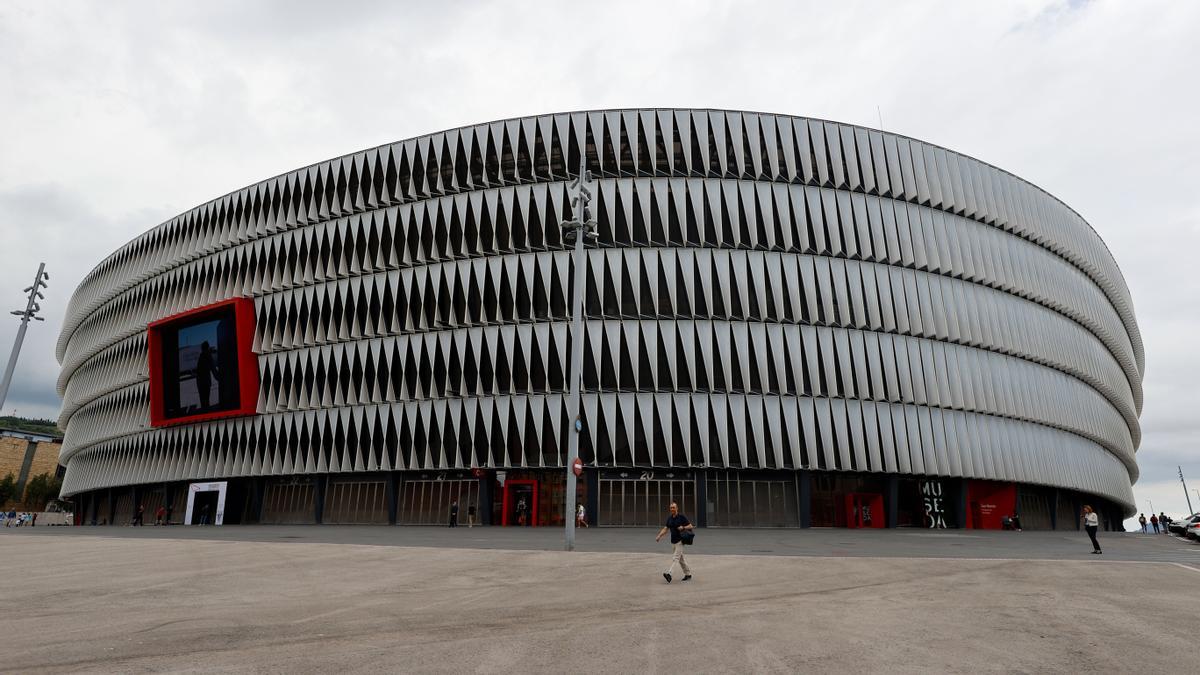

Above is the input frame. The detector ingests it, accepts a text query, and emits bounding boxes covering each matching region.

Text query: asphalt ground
[2,527,1198,673]
[8,522,1200,567]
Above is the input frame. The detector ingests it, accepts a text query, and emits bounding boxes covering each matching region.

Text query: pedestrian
[1082,505,1102,554]
[155,505,166,526]
[576,502,588,528]
[132,503,145,526]
[467,503,476,528]
[1138,513,1147,533]
[1150,514,1160,534]
[449,500,459,527]
[1159,512,1169,534]
[5,509,15,527]
[31,512,37,527]
[199,503,210,525]
[516,498,528,527]
[655,501,694,583]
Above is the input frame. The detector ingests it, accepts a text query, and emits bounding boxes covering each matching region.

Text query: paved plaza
[2,527,1197,673]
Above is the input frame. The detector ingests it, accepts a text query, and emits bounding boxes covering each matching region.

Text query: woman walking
[1082,505,1102,554]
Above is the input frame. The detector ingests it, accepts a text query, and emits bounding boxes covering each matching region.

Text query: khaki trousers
[665,541,692,576]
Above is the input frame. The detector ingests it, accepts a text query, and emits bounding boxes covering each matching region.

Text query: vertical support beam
[885,475,899,529]
[386,472,398,525]
[313,475,325,525]
[106,487,116,526]
[15,440,38,497]
[247,478,265,525]
[586,468,599,527]
[694,470,707,528]
[798,469,812,528]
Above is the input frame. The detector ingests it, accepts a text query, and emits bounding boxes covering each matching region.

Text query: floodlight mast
[1181,466,1194,515]
[0,263,49,413]
[562,157,597,551]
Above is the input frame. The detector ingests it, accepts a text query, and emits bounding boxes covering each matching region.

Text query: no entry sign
[572,457,583,476]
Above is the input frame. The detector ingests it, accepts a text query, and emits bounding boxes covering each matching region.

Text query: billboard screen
[148,298,257,426]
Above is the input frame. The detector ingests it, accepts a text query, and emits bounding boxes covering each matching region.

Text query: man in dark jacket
[655,502,694,583]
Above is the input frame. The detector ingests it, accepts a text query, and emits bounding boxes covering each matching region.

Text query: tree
[0,473,15,508]
[21,473,62,511]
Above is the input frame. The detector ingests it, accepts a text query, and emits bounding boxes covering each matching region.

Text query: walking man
[655,501,693,583]
[449,500,459,527]
[1138,513,1147,532]
[1150,513,1160,534]
[1082,505,1102,554]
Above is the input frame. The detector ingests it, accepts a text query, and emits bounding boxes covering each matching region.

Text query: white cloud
[1,0,1197,514]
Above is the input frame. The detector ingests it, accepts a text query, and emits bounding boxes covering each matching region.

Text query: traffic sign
[572,457,583,477]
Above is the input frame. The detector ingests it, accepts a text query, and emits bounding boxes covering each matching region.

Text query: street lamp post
[561,158,596,552]
[0,263,49,413]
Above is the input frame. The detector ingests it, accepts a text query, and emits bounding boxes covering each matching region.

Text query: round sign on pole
[572,457,583,477]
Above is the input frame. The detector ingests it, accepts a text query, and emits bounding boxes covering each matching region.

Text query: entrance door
[398,479,479,525]
[502,480,538,526]
[190,491,220,524]
[844,493,884,529]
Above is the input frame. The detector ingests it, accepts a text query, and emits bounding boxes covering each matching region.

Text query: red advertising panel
[966,480,1017,530]
[148,298,258,427]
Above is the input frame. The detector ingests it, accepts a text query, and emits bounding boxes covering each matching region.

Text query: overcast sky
[2,1,1197,525]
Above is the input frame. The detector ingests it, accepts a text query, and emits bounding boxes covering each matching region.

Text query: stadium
[55,109,1143,531]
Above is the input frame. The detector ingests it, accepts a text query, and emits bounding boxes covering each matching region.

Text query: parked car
[1187,519,1200,542]
[1169,513,1200,536]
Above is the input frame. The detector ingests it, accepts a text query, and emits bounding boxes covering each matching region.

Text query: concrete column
[246,478,265,525]
[313,476,325,524]
[106,487,116,526]
[386,473,399,525]
[15,440,38,497]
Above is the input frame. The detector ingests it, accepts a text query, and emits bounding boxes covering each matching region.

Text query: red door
[844,493,885,529]
[501,479,539,526]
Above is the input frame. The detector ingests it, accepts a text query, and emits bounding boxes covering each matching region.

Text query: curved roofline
[73,107,1127,286]
[60,107,1140,381]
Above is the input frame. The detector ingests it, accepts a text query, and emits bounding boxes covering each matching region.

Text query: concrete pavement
[1,529,1197,673]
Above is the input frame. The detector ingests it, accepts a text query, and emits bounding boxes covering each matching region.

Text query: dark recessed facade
[56,109,1142,530]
